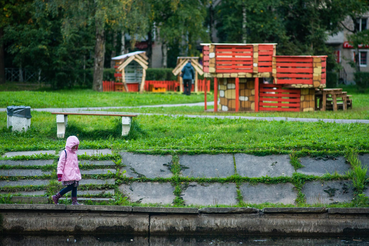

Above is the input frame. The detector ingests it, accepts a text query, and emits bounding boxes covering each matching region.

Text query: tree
[151,0,210,67]
[0,0,34,84]
[44,0,134,91]
[214,0,369,57]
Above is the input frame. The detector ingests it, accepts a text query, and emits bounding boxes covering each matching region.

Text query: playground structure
[172,57,206,93]
[104,54,210,93]
[201,43,342,112]
[111,51,148,93]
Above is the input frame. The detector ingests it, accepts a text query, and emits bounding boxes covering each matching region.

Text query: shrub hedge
[354,72,369,92]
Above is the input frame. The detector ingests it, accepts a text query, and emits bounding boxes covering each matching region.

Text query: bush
[326,72,338,88]
[146,68,177,81]
[103,68,116,81]
[354,72,369,92]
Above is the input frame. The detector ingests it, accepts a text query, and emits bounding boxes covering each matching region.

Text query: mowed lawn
[0,86,368,154]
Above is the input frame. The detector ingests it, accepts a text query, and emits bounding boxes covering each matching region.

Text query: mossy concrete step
[0,178,115,187]
[2,149,112,158]
[0,160,54,166]
[0,169,116,177]
[0,169,52,176]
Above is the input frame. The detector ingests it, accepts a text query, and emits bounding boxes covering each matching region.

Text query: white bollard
[122,117,132,136]
[56,115,67,138]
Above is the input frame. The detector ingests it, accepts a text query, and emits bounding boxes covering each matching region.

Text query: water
[2,235,369,245]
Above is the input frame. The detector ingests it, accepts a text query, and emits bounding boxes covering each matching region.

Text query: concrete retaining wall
[1,205,368,235]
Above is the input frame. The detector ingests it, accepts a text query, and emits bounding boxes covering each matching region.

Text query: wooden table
[315,89,348,111]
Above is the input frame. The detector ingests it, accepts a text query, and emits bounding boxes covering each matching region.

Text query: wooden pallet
[259,84,301,112]
[273,56,326,87]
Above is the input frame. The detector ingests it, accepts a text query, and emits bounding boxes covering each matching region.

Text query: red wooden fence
[103,80,210,92]
[259,84,301,112]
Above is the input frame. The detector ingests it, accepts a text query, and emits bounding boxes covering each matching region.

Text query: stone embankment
[0,204,369,235]
[1,149,369,234]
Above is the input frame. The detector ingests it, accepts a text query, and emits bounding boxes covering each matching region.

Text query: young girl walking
[52,136,82,205]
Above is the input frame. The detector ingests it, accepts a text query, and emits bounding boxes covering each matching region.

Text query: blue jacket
[181,62,195,80]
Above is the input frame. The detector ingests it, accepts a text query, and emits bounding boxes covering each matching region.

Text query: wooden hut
[112,51,149,93]
[201,43,328,112]
[172,57,204,92]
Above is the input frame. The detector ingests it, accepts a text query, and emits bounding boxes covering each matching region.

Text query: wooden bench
[51,112,137,138]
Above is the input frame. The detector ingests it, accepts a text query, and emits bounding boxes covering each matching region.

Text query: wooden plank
[259,98,301,103]
[260,102,300,107]
[172,58,189,76]
[260,88,301,94]
[235,77,239,112]
[255,78,259,112]
[276,79,313,84]
[259,92,301,97]
[118,56,135,71]
[260,107,300,112]
[214,77,218,112]
[276,74,313,78]
[139,69,146,93]
[277,68,312,73]
[51,112,137,117]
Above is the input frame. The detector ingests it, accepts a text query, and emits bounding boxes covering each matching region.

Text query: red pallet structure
[201,43,327,112]
[215,45,254,73]
[273,56,327,87]
[259,84,301,112]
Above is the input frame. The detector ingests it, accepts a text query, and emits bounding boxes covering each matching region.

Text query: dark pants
[183,79,192,95]
[59,184,77,197]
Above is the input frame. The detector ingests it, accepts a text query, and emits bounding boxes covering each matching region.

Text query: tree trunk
[355,47,360,72]
[147,29,153,67]
[162,42,167,68]
[93,20,105,91]
[121,30,125,55]
[242,6,247,43]
[111,32,117,68]
[0,28,5,84]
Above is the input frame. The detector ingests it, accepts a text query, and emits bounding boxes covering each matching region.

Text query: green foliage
[354,72,369,92]
[326,72,339,88]
[352,194,369,207]
[345,148,368,194]
[290,152,304,171]
[146,68,177,81]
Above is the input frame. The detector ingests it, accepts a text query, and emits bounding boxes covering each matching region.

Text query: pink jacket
[57,136,82,182]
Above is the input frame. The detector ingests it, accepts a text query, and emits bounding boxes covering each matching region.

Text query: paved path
[2,103,368,124]
[1,151,368,206]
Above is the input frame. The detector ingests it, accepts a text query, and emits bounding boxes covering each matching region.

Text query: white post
[56,115,67,138]
[121,117,132,136]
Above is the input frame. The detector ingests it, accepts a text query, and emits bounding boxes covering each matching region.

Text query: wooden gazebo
[172,57,204,92]
[112,51,148,93]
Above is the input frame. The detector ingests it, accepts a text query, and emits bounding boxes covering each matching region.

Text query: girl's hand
[57,174,62,181]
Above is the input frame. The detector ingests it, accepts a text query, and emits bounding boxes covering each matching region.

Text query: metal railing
[5,68,46,82]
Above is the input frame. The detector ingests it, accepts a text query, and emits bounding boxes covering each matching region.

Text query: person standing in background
[181,60,195,96]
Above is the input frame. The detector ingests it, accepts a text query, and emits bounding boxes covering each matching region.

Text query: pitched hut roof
[112,51,149,71]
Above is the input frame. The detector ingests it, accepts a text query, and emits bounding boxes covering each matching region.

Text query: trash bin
[7,106,32,132]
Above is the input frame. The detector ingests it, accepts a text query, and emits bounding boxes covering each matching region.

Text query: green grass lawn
[0,85,368,154]
[1,111,368,155]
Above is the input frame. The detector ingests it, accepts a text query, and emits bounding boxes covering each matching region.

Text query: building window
[356,18,368,31]
[353,51,368,67]
[360,51,367,66]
